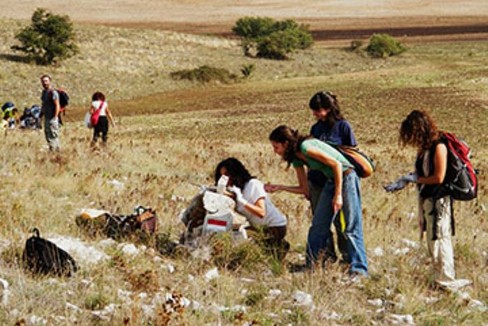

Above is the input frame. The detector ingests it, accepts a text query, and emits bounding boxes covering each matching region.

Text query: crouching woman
[215,157,289,260]
[265,125,368,276]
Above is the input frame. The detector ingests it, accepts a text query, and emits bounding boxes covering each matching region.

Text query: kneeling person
[215,157,288,259]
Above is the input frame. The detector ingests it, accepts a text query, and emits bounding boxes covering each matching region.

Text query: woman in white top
[90,91,115,146]
[214,157,289,259]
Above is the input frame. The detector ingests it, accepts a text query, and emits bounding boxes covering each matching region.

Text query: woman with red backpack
[89,91,115,147]
[385,110,471,290]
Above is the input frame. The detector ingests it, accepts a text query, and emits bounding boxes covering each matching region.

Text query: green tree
[365,33,406,58]
[11,8,78,65]
[232,16,313,60]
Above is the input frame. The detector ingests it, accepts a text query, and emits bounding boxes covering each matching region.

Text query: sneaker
[436,279,472,292]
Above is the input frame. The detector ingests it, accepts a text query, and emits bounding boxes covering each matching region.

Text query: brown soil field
[1,0,487,44]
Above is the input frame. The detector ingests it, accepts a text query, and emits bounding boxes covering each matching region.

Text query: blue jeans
[306,170,368,275]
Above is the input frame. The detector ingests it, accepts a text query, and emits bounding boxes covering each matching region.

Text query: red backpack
[440,132,478,201]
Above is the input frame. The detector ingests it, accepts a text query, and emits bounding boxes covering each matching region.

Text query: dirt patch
[2,0,487,43]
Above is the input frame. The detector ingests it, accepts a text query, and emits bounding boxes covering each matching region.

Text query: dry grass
[0,19,487,325]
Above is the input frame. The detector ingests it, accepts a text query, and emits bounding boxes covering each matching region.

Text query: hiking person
[385,110,470,290]
[40,74,61,151]
[215,157,289,260]
[89,91,115,147]
[308,90,358,264]
[265,125,368,276]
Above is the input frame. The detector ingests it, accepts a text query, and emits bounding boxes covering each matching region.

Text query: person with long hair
[385,110,470,290]
[89,91,115,147]
[265,126,368,276]
[308,91,358,264]
[215,157,288,259]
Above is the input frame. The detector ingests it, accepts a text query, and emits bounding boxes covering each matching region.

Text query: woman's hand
[264,183,280,193]
[333,193,343,213]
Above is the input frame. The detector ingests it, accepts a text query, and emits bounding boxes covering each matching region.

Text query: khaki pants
[44,118,60,151]
[423,196,455,283]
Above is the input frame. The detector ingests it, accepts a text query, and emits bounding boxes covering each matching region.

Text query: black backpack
[22,228,78,277]
[58,89,69,108]
[436,132,478,201]
[49,89,69,108]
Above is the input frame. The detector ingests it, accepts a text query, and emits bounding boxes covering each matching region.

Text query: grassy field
[0,19,487,325]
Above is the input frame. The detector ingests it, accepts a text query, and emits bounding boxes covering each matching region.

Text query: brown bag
[136,209,158,234]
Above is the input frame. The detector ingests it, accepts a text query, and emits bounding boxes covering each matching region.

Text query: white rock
[153,256,162,263]
[119,243,139,256]
[268,289,282,297]
[387,313,415,325]
[393,248,410,256]
[80,279,93,288]
[292,290,313,307]
[422,296,439,304]
[401,238,419,249]
[320,311,341,320]
[48,236,110,265]
[9,308,19,318]
[108,179,124,190]
[117,289,132,302]
[373,247,384,257]
[367,299,383,307]
[98,238,117,248]
[191,300,202,311]
[29,315,48,325]
[205,267,219,282]
[166,263,175,273]
[66,302,82,313]
[469,299,487,312]
[140,303,154,318]
[0,278,10,306]
[138,292,148,300]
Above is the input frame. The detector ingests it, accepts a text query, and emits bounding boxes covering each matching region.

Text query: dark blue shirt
[310,119,357,146]
[308,119,357,186]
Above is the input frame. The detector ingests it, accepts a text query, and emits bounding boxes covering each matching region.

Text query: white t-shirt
[92,100,108,116]
[236,179,287,227]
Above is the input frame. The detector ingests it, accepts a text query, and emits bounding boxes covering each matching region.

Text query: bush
[170,65,238,83]
[11,8,78,65]
[209,232,266,271]
[232,16,275,40]
[240,64,255,78]
[232,16,313,60]
[365,33,406,58]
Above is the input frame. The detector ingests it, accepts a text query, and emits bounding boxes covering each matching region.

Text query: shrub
[170,65,238,84]
[209,232,265,271]
[232,16,275,40]
[240,64,255,78]
[232,16,313,60]
[11,8,78,65]
[365,33,406,58]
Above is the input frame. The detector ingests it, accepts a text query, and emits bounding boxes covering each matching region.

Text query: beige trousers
[423,196,455,283]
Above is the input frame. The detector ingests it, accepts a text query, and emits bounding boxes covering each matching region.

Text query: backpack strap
[95,100,104,113]
[32,228,40,238]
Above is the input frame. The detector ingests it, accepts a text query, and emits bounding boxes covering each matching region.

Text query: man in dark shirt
[40,74,61,151]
